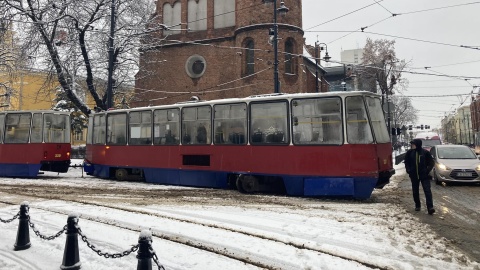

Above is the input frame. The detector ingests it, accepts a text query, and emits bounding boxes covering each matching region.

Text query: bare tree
[3,0,158,115]
[361,38,408,98]
[391,95,418,128]
[0,6,24,107]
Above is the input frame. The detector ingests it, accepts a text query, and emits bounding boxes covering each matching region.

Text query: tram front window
[366,97,390,143]
[346,96,373,144]
[44,114,71,143]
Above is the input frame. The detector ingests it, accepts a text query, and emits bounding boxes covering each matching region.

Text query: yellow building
[0,69,58,111]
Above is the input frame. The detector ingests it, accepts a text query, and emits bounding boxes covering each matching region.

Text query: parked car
[429,145,480,185]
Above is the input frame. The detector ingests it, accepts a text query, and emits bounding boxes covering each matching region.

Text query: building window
[285,39,295,74]
[74,131,84,141]
[163,2,182,35]
[188,0,207,31]
[214,0,235,29]
[185,55,207,78]
[244,39,254,76]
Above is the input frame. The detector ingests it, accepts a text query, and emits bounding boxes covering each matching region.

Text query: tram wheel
[236,175,258,193]
[115,168,129,181]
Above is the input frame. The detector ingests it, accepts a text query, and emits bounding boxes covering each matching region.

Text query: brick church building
[133,0,325,107]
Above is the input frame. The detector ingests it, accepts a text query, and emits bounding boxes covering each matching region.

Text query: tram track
[0,184,392,270]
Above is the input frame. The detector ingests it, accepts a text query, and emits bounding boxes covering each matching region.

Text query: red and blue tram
[84,91,395,199]
[0,110,71,177]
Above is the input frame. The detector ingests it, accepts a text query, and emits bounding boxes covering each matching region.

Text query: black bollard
[136,230,153,270]
[14,201,31,251]
[60,214,81,270]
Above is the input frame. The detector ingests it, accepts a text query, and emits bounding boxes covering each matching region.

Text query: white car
[429,145,480,185]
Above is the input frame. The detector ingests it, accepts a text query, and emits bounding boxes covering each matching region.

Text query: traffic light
[408,125,413,130]
[420,124,424,130]
[425,125,430,129]
[396,127,401,135]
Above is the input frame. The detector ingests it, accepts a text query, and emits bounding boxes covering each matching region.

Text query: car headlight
[438,163,451,171]
[476,164,480,171]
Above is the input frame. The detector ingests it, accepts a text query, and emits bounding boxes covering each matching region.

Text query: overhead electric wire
[305,1,384,30]
[373,0,395,15]
[403,93,472,98]
[398,1,480,15]
[415,59,480,68]
[363,31,480,51]
[408,86,472,89]
[307,2,480,48]
[328,16,394,44]
[306,29,480,51]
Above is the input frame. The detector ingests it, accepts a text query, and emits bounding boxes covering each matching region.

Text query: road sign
[382,101,394,113]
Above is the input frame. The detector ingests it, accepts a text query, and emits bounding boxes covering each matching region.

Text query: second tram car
[84,91,395,199]
[0,111,71,177]
[414,131,442,151]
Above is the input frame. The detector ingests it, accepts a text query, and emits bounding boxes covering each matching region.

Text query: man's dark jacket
[404,139,434,180]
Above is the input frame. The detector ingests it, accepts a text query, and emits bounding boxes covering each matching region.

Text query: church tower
[134,0,306,106]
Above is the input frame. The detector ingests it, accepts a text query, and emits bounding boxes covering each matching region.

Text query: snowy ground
[0,160,479,270]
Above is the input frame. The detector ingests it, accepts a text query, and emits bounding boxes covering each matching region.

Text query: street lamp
[314,42,330,92]
[263,0,289,93]
[106,0,116,110]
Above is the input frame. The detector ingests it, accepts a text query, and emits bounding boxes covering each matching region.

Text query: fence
[0,202,165,270]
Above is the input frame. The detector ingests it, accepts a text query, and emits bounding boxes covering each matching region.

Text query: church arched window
[163,2,181,35]
[244,39,255,76]
[285,39,295,74]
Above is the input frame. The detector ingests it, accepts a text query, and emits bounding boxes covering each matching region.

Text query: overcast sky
[302,0,480,130]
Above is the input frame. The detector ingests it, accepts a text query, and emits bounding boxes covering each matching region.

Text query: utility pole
[106,0,116,109]
[315,40,319,92]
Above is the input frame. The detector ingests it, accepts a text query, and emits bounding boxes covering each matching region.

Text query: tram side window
[250,101,288,144]
[213,103,247,144]
[5,113,31,143]
[154,108,180,145]
[129,111,152,145]
[107,113,127,145]
[93,114,106,144]
[365,97,390,143]
[0,114,4,143]
[346,96,374,144]
[291,97,342,145]
[182,106,211,145]
[31,113,43,143]
[86,116,93,144]
[44,114,71,143]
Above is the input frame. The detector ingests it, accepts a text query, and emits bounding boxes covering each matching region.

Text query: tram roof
[98,91,380,114]
[0,110,71,114]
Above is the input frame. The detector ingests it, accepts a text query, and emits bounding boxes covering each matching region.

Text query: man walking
[404,139,436,215]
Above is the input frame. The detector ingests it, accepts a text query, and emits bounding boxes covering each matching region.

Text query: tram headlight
[438,163,450,171]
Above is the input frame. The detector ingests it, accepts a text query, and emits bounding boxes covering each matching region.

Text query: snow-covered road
[0,161,478,269]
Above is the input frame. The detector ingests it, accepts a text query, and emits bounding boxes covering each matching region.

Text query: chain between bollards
[0,211,20,223]
[150,245,166,270]
[77,224,140,258]
[28,206,67,240]
[6,203,167,269]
